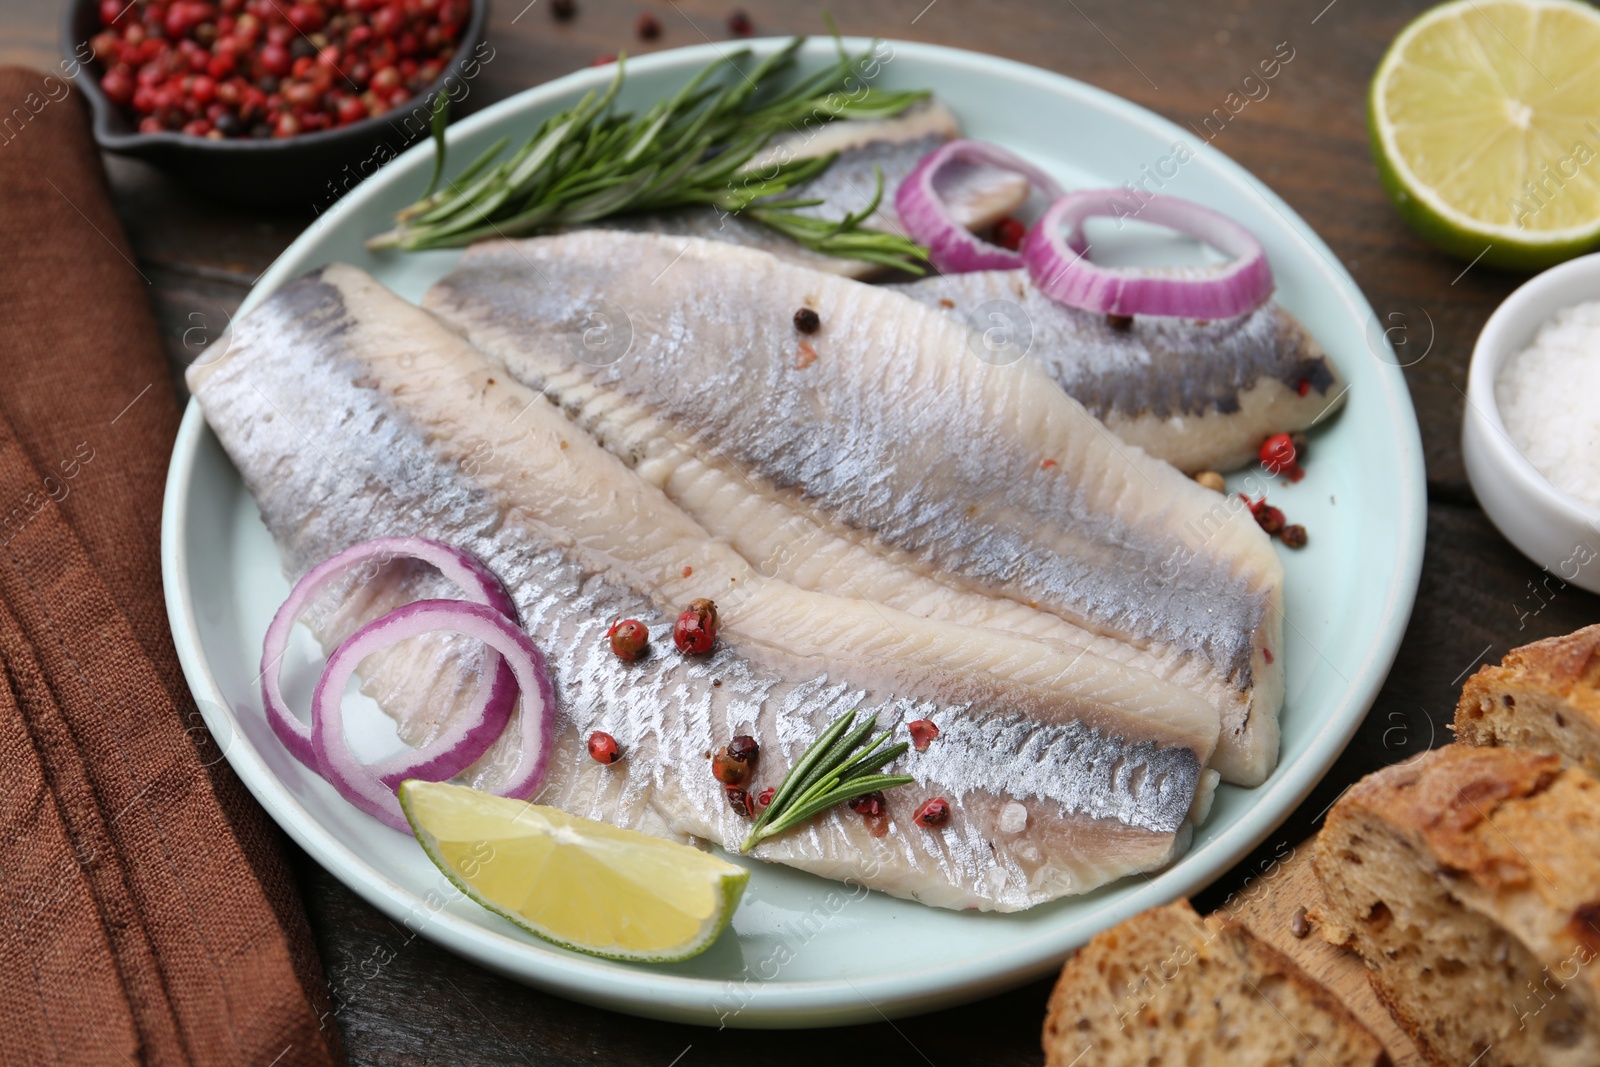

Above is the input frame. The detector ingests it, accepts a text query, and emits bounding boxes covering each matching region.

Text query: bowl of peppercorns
[64,0,489,207]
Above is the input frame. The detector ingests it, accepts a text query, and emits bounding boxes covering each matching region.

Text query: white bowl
[1464,253,1600,594]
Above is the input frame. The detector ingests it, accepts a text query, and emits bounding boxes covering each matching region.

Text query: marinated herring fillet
[424,232,1286,785]
[902,270,1346,473]
[588,99,984,279]
[188,264,1224,911]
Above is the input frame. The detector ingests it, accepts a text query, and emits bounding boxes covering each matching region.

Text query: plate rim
[160,35,1427,1028]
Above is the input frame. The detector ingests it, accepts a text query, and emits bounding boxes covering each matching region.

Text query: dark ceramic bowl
[63,0,489,207]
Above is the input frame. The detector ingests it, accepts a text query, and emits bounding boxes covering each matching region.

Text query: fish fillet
[424,232,1287,785]
[744,98,962,172]
[589,100,969,279]
[901,270,1346,472]
[188,264,1225,911]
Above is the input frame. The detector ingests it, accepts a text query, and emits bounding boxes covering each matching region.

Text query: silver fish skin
[901,270,1346,473]
[187,263,1224,911]
[585,100,963,279]
[752,98,1032,233]
[422,232,1286,786]
[741,98,964,231]
[755,100,1030,234]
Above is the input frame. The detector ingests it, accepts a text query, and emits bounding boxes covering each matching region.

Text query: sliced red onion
[311,599,557,831]
[260,537,518,778]
[1022,189,1274,318]
[895,139,1065,273]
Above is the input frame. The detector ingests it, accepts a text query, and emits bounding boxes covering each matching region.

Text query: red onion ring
[311,600,557,831]
[1022,189,1274,319]
[895,139,1065,273]
[260,537,518,779]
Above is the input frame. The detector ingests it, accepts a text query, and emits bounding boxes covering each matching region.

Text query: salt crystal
[998,801,1028,834]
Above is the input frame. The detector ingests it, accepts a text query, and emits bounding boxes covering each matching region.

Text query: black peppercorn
[726,734,759,764]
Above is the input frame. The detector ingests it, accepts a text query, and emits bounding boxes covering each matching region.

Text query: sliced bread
[1315,745,1600,1067]
[1455,623,1600,776]
[1042,897,1386,1066]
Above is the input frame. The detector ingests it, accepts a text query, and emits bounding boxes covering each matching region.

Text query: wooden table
[5,0,1598,1061]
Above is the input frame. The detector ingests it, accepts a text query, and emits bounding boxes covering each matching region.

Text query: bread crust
[1340,745,1561,884]
[1315,745,1600,1066]
[1470,624,1600,703]
[1456,624,1600,774]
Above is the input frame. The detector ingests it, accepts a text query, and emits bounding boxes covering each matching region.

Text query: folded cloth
[0,67,342,1067]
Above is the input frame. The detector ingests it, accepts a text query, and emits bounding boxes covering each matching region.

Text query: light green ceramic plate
[161,37,1425,1028]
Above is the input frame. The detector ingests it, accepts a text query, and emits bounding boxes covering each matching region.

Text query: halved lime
[399,780,748,962]
[1370,0,1600,270]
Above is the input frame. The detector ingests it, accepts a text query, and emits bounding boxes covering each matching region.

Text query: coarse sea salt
[998,801,1028,834]
[1496,300,1600,511]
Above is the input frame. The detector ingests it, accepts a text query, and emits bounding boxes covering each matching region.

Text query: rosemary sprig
[420,88,450,200]
[366,37,931,273]
[740,710,914,852]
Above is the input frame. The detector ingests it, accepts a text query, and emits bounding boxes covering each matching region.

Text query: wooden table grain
[5,0,1598,1061]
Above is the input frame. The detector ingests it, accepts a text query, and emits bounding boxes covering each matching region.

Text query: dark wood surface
[5,0,1599,1061]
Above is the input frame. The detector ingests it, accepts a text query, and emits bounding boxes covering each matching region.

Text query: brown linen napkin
[0,67,342,1067]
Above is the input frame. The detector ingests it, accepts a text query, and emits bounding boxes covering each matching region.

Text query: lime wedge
[399,780,748,962]
[1370,0,1600,270]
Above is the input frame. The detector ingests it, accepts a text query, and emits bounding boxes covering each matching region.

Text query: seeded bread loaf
[1315,745,1600,1067]
[1455,624,1600,777]
[1042,898,1386,1066]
